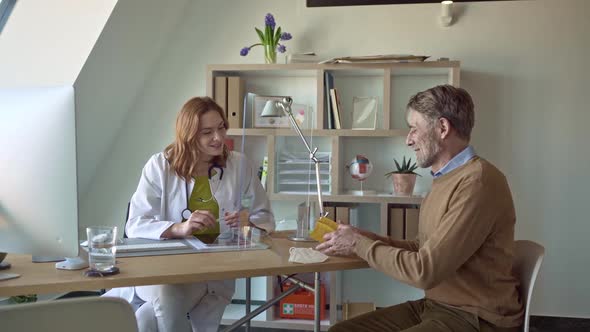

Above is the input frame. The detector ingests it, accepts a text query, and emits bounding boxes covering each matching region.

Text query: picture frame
[351,96,378,130]
[253,96,311,129]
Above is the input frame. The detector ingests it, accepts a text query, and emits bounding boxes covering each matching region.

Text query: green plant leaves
[10,294,37,303]
[255,27,265,44]
[385,156,420,176]
[265,25,272,46]
[274,26,282,46]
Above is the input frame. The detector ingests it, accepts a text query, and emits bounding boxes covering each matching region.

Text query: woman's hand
[163,210,217,238]
[224,210,266,234]
[224,211,240,228]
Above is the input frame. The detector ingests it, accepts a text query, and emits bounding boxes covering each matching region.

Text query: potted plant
[385,156,420,196]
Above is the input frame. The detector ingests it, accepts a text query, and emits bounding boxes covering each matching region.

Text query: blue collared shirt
[431,146,476,178]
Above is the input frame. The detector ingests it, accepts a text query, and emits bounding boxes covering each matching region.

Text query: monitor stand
[0,262,20,281]
[32,256,65,263]
[55,257,88,270]
[0,273,20,281]
[33,250,88,270]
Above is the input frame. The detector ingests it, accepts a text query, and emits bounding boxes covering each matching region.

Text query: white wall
[77,0,589,318]
[74,0,190,202]
[0,0,117,87]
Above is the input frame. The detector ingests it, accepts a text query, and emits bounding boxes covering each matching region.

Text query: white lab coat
[104,151,274,332]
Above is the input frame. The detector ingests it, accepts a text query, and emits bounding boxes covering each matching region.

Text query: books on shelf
[388,205,420,240]
[389,207,404,241]
[324,72,335,129]
[320,54,429,64]
[329,88,342,129]
[323,203,358,226]
[214,75,245,128]
[405,207,419,240]
[214,76,227,113]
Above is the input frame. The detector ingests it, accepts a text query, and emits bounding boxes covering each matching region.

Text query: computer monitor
[0,86,79,260]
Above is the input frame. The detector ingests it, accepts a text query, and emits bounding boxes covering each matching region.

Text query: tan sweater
[354,157,524,327]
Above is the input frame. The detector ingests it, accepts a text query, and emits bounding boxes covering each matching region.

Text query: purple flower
[240,47,249,56]
[265,13,276,30]
[277,44,286,53]
[280,32,292,41]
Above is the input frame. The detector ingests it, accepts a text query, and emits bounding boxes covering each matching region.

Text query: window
[0,0,17,34]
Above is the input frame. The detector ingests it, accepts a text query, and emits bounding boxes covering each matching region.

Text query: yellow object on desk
[310,217,339,242]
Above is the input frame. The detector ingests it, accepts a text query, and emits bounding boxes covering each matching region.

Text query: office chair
[124,201,130,238]
[0,296,138,332]
[513,240,545,332]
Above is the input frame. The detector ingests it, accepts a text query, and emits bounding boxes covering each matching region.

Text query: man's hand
[315,224,360,257]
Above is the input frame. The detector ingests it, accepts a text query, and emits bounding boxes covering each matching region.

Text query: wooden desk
[0,233,368,332]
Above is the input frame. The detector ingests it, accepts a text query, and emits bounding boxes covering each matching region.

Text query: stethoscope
[180,163,224,220]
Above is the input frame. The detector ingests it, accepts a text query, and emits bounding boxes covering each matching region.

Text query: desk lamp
[261,97,327,242]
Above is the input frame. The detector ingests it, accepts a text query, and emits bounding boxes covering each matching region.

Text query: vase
[392,173,417,196]
[264,43,277,64]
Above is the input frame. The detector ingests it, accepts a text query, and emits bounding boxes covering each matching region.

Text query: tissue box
[279,283,326,320]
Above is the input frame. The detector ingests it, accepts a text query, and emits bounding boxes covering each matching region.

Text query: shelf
[210,60,457,323]
[270,193,423,204]
[228,128,409,137]
[208,61,459,72]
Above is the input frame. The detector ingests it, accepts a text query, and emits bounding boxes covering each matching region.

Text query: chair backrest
[124,201,130,238]
[513,240,545,332]
[0,296,138,332]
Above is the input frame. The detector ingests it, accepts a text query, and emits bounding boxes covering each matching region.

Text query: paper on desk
[289,247,328,264]
[185,237,207,249]
[320,54,429,64]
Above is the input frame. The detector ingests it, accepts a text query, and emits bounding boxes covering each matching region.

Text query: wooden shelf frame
[207,60,460,328]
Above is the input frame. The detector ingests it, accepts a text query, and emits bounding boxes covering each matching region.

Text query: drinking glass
[86,226,117,272]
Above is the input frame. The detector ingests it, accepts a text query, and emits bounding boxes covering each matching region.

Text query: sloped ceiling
[0,0,118,87]
[74,0,189,198]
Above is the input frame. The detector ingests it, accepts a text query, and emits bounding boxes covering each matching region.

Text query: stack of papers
[286,52,320,63]
[279,151,330,163]
[320,54,429,64]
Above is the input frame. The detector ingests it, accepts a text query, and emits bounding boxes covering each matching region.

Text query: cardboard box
[343,302,376,320]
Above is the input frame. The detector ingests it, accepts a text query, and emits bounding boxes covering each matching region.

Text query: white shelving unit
[208,61,460,329]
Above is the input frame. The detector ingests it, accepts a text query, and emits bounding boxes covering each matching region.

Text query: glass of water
[86,226,117,272]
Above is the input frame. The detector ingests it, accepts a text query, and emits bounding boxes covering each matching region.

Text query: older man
[317,85,523,332]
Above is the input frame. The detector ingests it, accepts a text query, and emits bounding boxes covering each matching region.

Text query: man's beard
[416,131,441,168]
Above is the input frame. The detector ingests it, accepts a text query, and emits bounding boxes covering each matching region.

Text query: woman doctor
[110,96,274,332]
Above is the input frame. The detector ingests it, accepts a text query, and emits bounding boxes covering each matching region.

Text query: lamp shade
[261,100,282,117]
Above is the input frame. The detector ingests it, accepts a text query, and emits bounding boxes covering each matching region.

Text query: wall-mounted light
[440,1,453,27]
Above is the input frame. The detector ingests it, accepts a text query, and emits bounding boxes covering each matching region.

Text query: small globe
[348,155,373,181]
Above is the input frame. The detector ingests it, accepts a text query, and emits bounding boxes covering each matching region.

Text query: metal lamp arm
[278,102,325,216]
